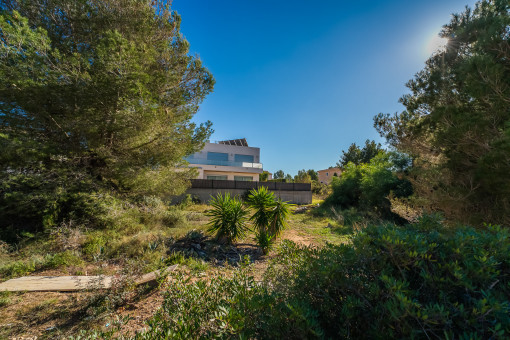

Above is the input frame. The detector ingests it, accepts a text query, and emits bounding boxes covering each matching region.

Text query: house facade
[185,139,263,181]
[317,167,342,184]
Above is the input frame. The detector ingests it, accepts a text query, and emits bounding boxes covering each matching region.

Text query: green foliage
[323,151,412,220]
[307,169,319,182]
[133,262,323,339]
[246,187,291,239]
[311,180,329,196]
[206,193,249,244]
[254,231,275,255]
[273,170,285,180]
[0,0,214,234]
[124,217,510,339]
[264,217,510,338]
[166,252,209,274]
[246,187,276,233]
[374,0,510,225]
[0,291,11,307]
[268,198,291,238]
[337,139,383,167]
[294,169,312,183]
[258,171,270,182]
[0,250,82,278]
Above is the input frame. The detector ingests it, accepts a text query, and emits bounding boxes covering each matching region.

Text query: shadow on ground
[168,230,263,266]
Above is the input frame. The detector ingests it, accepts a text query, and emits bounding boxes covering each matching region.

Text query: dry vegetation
[0,198,347,339]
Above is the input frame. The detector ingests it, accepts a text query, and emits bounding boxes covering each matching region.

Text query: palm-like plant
[245,186,275,234]
[206,193,249,244]
[268,198,291,237]
[246,187,292,253]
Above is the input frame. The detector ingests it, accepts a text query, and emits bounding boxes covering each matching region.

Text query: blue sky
[171,0,477,176]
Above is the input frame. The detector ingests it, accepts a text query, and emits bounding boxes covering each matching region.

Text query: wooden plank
[134,264,178,285]
[0,275,113,292]
[0,265,178,292]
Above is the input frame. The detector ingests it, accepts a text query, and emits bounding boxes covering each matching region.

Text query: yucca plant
[245,186,275,234]
[255,230,274,255]
[246,187,292,253]
[268,198,291,237]
[206,193,249,244]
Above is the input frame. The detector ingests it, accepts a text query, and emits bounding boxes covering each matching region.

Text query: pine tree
[0,0,214,195]
[374,0,510,225]
[0,0,214,231]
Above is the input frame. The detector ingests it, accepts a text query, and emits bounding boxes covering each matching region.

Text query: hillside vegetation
[1,0,509,339]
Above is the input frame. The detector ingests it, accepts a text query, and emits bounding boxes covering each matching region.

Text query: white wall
[192,142,260,163]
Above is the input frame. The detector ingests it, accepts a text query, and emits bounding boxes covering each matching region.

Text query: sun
[426,34,449,55]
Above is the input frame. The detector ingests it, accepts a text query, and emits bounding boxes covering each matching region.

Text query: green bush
[321,151,412,221]
[264,216,510,338]
[206,193,249,244]
[133,261,322,340]
[133,216,510,339]
[0,259,36,278]
[42,250,83,269]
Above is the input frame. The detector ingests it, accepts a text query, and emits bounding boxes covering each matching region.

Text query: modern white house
[185,138,263,181]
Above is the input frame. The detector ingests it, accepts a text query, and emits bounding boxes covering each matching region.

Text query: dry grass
[0,200,353,338]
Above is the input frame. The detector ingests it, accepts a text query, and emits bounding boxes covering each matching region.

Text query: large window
[207,152,228,161]
[234,176,253,181]
[234,154,254,163]
[207,175,228,180]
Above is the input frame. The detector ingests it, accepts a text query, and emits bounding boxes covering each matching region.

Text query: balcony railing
[185,157,263,169]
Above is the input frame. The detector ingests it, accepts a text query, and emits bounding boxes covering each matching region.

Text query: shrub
[206,193,249,244]
[134,262,323,339]
[264,216,510,338]
[42,250,83,269]
[321,151,412,221]
[88,217,510,339]
[246,187,291,252]
[254,230,275,255]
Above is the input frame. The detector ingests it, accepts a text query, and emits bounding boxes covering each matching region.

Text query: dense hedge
[134,216,509,339]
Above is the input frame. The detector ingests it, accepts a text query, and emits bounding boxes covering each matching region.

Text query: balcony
[185,156,263,169]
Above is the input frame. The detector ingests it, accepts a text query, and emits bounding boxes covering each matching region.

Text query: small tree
[337,140,383,167]
[259,171,270,182]
[273,170,285,180]
[294,169,312,183]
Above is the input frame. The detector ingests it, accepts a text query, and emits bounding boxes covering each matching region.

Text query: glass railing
[185,157,263,169]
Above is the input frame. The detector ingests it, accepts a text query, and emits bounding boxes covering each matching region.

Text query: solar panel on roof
[218,138,248,147]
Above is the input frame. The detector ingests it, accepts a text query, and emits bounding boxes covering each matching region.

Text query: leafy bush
[311,180,330,196]
[133,261,323,339]
[206,193,249,244]
[254,230,275,255]
[130,216,510,339]
[322,151,412,221]
[264,216,510,338]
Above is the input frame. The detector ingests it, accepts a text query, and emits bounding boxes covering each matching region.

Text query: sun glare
[426,34,449,55]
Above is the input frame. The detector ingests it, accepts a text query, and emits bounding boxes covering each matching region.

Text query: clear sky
[171,0,477,176]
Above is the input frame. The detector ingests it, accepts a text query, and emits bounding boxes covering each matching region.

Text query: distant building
[317,167,342,184]
[185,139,263,181]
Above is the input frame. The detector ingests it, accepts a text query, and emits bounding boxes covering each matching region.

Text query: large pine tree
[375,0,510,225]
[0,0,214,229]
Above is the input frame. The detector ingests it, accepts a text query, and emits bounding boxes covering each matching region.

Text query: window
[234,176,253,181]
[207,152,228,161]
[207,175,228,180]
[234,154,254,163]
